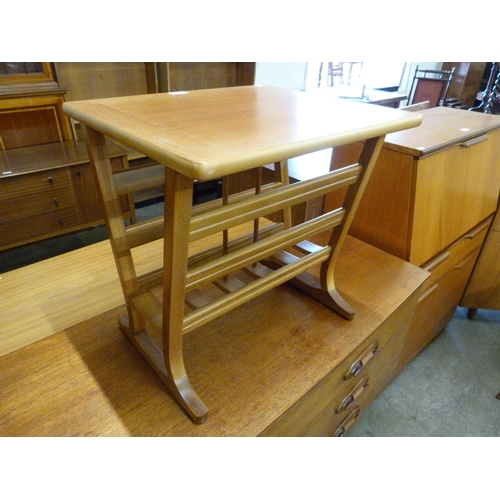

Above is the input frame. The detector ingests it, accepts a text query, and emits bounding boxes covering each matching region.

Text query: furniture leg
[162,168,208,423]
[85,128,146,334]
[288,136,385,319]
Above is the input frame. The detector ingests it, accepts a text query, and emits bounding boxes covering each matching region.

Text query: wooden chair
[318,62,343,87]
[408,66,455,108]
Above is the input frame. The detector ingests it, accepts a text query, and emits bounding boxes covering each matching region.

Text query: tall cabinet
[325,107,500,367]
[1,63,256,251]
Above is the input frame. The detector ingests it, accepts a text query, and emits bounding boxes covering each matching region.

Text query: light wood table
[63,85,421,423]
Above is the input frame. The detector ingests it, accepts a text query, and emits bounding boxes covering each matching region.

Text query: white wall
[254,62,308,90]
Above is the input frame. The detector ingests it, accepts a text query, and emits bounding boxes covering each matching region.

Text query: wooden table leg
[288,136,385,320]
[162,168,208,423]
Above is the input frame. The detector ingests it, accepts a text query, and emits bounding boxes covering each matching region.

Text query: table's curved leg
[289,137,386,320]
[118,313,208,423]
[162,169,209,423]
[288,269,356,320]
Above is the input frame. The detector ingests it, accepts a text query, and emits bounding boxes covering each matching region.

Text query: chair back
[408,66,455,108]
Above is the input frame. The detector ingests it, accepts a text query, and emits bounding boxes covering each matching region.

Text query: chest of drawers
[329,107,500,365]
[0,141,134,251]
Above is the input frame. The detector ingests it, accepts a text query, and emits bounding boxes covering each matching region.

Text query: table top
[383,106,500,157]
[63,85,422,181]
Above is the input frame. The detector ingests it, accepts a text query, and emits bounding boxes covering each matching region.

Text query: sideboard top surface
[0,236,428,436]
[384,107,500,157]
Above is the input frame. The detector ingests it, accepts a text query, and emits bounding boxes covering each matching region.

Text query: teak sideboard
[0,234,428,436]
[0,140,134,251]
[325,107,500,367]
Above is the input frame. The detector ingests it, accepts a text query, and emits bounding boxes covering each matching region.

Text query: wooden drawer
[299,319,409,437]
[399,223,488,367]
[0,168,72,201]
[0,207,81,244]
[419,217,492,293]
[260,284,420,437]
[0,187,77,222]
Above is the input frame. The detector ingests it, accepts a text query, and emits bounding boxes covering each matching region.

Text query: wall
[255,62,308,90]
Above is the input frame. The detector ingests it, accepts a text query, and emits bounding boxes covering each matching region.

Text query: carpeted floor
[350,306,500,437]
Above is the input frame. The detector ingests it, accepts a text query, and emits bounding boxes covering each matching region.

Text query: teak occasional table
[63,86,421,423]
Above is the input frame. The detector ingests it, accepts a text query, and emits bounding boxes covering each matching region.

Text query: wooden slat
[125,216,164,248]
[182,246,331,334]
[185,209,345,291]
[189,165,361,241]
[113,163,165,195]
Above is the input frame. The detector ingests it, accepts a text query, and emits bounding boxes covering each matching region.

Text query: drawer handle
[332,407,360,437]
[59,218,65,226]
[418,282,439,304]
[336,376,369,413]
[47,176,54,185]
[423,251,450,272]
[54,198,60,206]
[345,342,379,379]
[459,134,488,148]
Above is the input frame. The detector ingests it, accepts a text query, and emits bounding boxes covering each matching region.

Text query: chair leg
[467,308,478,319]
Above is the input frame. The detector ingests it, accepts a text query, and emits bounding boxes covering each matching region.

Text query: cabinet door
[411,131,500,265]
[0,95,73,150]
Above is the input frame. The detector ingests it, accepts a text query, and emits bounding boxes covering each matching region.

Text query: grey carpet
[350,307,500,437]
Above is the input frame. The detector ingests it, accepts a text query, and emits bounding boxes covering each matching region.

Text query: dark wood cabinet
[0,141,133,251]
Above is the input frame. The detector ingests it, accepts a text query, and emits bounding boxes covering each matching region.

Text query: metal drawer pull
[345,342,379,379]
[54,198,60,206]
[47,176,54,185]
[336,376,369,413]
[459,134,488,148]
[332,407,360,437]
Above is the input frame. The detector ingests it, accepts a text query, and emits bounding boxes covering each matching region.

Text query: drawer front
[260,288,420,437]
[419,217,491,293]
[299,320,409,437]
[400,244,483,368]
[0,208,80,246]
[0,187,77,222]
[411,132,500,265]
[0,168,72,201]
